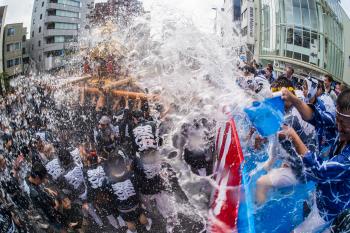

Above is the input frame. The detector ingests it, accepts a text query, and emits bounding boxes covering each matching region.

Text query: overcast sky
[1,0,350,35]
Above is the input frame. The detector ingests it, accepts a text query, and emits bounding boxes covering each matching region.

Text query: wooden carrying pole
[103,77,134,89]
[82,87,158,100]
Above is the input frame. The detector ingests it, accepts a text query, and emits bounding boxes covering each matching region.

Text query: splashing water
[2,1,273,232]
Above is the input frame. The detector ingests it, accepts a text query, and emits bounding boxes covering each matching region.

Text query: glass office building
[257,0,345,80]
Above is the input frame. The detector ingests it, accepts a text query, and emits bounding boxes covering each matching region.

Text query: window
[241,26,248,36]
[34,7,37,13]
[46,49,64,57]
[47,35,76,44]
[50,0,81,7]
[23,48,26,55]
[56,10,80,18]
[40,14,43,20]
[39,55,42,62]
[32,44,34,50]
[7,28,15,36]
[22,35,26,42]
[287,27,294,44]
[294,29,302,46]
[54,22,78,30]
[7,60,14,68]
[32,31,34,37]
[293,52,301,60]
[39,27,42,33]
[14,58,21,66]
[42,1,44,7]
[47,9,79,18]
[38,40,41,47]
[6,58,21,68]
[6,42,21,52]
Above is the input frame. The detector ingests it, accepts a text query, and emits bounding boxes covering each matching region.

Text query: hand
[45,188,58,197]
[278,125,297,141]
[281,87,295,103]
[69,222,78,228]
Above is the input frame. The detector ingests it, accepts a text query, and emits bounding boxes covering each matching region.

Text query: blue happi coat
[308,98,336,151]
[303,104,350,222]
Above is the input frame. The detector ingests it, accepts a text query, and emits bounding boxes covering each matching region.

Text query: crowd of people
[0,76,217,233]
[237,62,350,233]
[1,58,350,233]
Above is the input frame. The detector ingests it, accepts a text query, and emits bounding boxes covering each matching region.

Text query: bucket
[244,96,285,137]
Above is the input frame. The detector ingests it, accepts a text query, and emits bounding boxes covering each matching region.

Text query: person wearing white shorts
[256,165,299,204]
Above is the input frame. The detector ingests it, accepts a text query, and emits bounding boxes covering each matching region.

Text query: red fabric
[209,119,244,233]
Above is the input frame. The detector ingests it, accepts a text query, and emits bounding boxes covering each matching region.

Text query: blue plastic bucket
[244,96,285,137]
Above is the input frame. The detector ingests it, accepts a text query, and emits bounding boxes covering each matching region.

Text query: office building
[30,0,94,71]
[254,0,350,83]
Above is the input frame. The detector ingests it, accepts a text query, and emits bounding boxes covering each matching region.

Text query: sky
[1,0,220,34]
[1,0,350,35]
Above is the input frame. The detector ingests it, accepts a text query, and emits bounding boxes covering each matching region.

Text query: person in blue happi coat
[280,88,350,233]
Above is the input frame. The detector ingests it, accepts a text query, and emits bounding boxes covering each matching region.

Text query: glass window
[56,10,79,18]
[294,52,301,60]
[292,0,302,26]
[302,54,309,62]
[54,22,78,30]
[6,42,21,52]
[39,26,41,33]
[53,0,81,7]
[303,29,310,48]
[294,28,302,46]
[14,58,21,66]
[7,59,14,68]
[308,0,318,29]
[286,50,293,58]
[7,28,15,36]
[285,0,294,24]
[54,36,65,43]
[38,40,41,47]
[287,27,294,44]
[300,0,310,28]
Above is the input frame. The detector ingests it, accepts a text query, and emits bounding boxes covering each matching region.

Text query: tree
[0,72,9,96]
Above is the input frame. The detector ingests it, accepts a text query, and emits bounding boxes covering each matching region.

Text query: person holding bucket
[279,88,350,233]
[255,77,317,204]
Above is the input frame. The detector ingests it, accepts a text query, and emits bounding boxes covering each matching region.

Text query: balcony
[44,29,78,37]
[47,3,80,12]
[45,15,80,24]
[43,41,78,53]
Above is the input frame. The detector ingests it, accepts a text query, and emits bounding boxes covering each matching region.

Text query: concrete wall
[3,23,26,77]
[0,6,7,74]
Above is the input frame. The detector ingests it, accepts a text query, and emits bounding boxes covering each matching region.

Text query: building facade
[255,0,349,83]
[30,0,94,71]
[3,23,28,77]
[0,5,7,74]
[241,0,255,51]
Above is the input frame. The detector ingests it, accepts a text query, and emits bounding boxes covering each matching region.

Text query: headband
[271,87,295,93]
